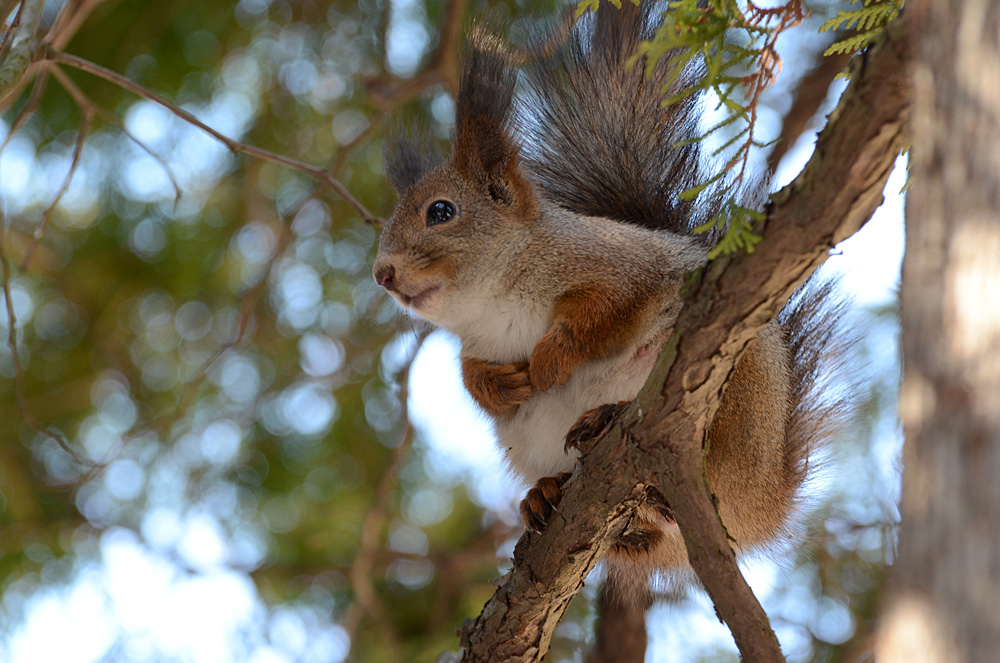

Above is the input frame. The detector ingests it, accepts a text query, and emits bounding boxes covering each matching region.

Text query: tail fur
[779,277,859,497]
[520,2,707,234]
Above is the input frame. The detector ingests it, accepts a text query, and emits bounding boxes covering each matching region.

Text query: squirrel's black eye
[426,200,456,226]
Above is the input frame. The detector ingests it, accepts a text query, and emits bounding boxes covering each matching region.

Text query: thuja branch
[456,15,911,663]
[46,51,383,225]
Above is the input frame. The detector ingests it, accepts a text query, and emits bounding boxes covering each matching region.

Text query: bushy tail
[779,277,859,496]
[520,2,707,234]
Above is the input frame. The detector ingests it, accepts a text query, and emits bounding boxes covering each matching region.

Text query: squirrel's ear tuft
[453,28,537,217]
[453,29,518,179]
[385,127,444,195]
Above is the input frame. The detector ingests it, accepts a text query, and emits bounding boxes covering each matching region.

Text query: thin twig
[20,116,89,273]
[20,108,90,270]
[331,111,385,177]
[47,0,107,51]
[42,0,109,52]
[48,50,383,225]
[729,0,804,185]
[0,0,21,26]
[46,63,182,203]
[366,0,469,109]
[0,212,91,465]
[0,66,47,153]
[0,0,24,58]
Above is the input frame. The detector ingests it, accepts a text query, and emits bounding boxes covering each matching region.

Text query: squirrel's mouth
[400,285,441,310]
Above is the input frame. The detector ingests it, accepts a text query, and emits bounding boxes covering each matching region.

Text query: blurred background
[0,0,903,661]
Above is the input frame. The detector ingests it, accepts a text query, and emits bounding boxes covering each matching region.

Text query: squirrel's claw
[564,401,630,453]
[519,472,572,533]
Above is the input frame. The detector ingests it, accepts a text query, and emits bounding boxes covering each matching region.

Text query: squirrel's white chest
[445,286,662,486]
[452,290,550,362]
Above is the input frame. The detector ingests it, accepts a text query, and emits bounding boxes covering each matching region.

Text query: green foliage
[576,0,638,18]
[820,0,903,56]
[692,197,765,259]
[630,0,767,110]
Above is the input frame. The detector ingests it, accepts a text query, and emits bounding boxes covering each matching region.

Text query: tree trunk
[878,1,1000,661]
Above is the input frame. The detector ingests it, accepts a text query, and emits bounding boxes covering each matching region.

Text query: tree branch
[365,0,469,110]
[46,51,383,225]
[457,15,911,663]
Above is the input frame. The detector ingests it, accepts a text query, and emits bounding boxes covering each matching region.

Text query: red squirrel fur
[373,2,847,586]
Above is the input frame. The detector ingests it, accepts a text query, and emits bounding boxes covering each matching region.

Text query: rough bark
[877,1,1000,661]
[458,16,911,663]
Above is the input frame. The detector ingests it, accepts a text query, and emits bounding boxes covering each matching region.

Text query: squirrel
[373,2,846,587]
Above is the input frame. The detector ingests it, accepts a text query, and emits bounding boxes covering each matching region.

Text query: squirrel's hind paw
[564,401,631,453]
[520,472,572,533]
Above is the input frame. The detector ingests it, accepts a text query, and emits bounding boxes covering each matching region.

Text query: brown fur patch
[529,284,647,391]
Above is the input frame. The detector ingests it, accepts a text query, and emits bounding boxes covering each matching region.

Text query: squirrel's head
[373,29,539,328]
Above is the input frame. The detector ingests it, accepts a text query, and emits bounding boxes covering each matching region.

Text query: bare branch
[0,0,21,26]
[331,111,386,177]
[0,1,25,58]
[457,15,911,663]
[47,50,384,225]
[46,62,182,205]
[20,103,90,270]
[366,0,468,109]
[44,0,108,52]
[0,66,47,153]
[624,17,910,661]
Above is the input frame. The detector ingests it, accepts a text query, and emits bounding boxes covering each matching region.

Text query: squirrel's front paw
[520,473,572,533]
[462,357,533,416]
[564,401,630,453]
[528,333,577,392]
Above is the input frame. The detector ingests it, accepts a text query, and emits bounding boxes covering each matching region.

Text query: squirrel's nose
[374,264,396,290]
